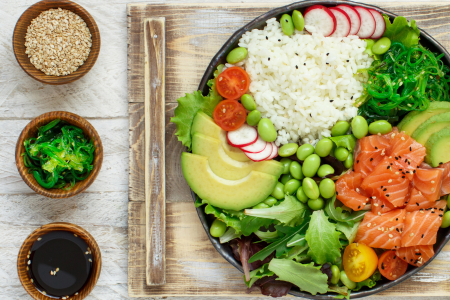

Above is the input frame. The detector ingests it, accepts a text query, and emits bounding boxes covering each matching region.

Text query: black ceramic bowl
[193,1,450,298]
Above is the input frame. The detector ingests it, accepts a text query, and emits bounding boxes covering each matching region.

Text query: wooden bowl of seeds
[12,0,100,85]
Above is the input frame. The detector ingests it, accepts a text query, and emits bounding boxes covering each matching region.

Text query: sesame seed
[31,279,33,283]
[370,158,373,161]
[420,210,424,213]
[389,234,393,238]
[357,160,360,163]
[410,146,412,151]
[347,60,349,62]
[383,188,387,191]
[374,203,379,207]
[268,57,270,61]
[378,133,381,136]
[431,188,435,192]
[440,214,443,217]
[37,237,42,241]
[422,234,424,238]
[382,205,385,208]
[372,196,377,199]
[327,53,329,56]
[378,212,381,215]
[89,258,92,262]
[358,205,361,209]
[401,137,405,141]
[74,234,78,237]
[304,63,306,66]
[410,233,414,237]
[278,39,281,42]
[266,36,268,40]
[296,65,298,69]
[367,223,371,227]
[386,194,390,197]
[27,260,31,265]
[388,179,393,183]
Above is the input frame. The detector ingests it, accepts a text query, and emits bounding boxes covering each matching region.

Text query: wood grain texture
[12,0,100,85]
[17,222,101,300]
[127,2,450,298]
[143,18,166,286]
[15,111,103,198]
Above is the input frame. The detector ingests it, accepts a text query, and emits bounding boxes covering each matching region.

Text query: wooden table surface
[1,0,450,299]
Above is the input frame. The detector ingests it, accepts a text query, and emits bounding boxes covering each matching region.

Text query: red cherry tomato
[213,99,247,131]
[216,67,250,99]
[378,250,408,281]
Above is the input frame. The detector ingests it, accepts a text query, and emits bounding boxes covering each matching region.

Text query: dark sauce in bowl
[27,230,93,298]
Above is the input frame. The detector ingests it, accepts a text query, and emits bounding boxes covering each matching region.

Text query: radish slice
[369,9,386,39]
[335,4,361,36]
[226,124,258,147]
[241,136,266,153]
[329,8,351,37]
[245,142,273,162]
[354,6,376,39]
[267,142,278,160]
[304,5,336,37]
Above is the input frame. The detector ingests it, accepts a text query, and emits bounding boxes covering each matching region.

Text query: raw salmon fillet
[336,171,369,211]
[413,168,443,202]
[405,188,438,212]
[371,197,396,215]
[354,135,390,177]
[439,162,450,196]
[396,245,434,267]
[401,200,446,247]
[355,209,406,249]
[389,131,426,167]
[361,157,410,207]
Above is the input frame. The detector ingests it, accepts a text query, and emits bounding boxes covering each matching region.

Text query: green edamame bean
[290,161,304,180]
[317,164,335,178]
[280,14,295,36]
[297,144,314,161]
[284,179,301,195]
[296,186,308,203]
[441,211,450,228]
[241,94,257,111]
[315,138,333,157]
[344,153,354,169]
[271,182,285,200]
[335,147,349,162]
[210,219,227,237]
[331,121,350,137]
[226,47,248,64]
[280,158,292,175]
[292,10,305,31]
[308,197,325,210]
[372,37,391,55]
[258,118,277,142]
[319,178,336,199]
[368,120,393,135]
[302,178,320,200]
[364,39,375,56]
[447,194,450,209]
[247,110,261,126]
[279,143,299,157]
[351,116,369,139]
[281,174,293,185]
[264,196,278,207]
[302,154,321,177]
[340,271,356,290]
[331,265,340,285]
[253,202,270,209]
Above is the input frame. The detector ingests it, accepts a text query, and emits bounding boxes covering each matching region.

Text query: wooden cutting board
[127,2,450,297]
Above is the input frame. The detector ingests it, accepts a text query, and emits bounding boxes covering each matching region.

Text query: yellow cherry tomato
[343,243,378,282]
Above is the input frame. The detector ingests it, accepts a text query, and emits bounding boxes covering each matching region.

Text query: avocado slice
[425,127,450,167]
[192,133,283,180]
[191,111,250,162]
[181,152,277,210]
[397,102,450,136]
[412,112,450,146]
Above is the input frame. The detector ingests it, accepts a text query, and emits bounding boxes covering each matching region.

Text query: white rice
[236,18,373,145]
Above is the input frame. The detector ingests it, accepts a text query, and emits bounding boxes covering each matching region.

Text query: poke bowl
[173,0,450,298]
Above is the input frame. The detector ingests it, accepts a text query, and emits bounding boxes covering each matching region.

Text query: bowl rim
[17,222,102,300]
[12,0,101,85]
[193,0,450,298]
[15,111,103,198]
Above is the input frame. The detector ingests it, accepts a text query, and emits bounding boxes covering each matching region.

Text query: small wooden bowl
[15,111,103,198]
[17,222,102,300]
[12,0,101,85]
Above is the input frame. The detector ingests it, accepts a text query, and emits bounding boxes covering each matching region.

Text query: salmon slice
[355,209,406,249]
[401,200,446,247]
[396,245,434,267]
[354,150,386,178]
[361,157,410,207]
[413,168,443,202]
[439,162,450,196]
[359,134,391,152]
[405,188,436,212]
[372,196,396,215]
[389,131,426,167]
[336,171,370,211]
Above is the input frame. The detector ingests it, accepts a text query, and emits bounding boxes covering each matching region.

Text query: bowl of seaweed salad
[15,111,103,198]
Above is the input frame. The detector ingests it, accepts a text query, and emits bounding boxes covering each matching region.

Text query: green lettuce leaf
[254,229,279,242]
[353,270,382,291]
[329,135,357,152]
[382,15,420,48]
[286,233,306,247]
[280,244,310,262]
[244,195,307,226]
[268,259,329,295]
[248,214,311,263]
[328,285,350,299]
[241,216,273,236]
[219,227,241,244]
[325,195,367,224]
[305,210,342,265]
[245,263,274,288]
[336,221,361,244]
[204,203,242,234]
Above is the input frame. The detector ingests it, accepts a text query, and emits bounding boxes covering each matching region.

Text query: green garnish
[382,15,420,49]
[22,119,95,189]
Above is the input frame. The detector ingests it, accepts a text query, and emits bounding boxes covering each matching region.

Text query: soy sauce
[27,231,93,298]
